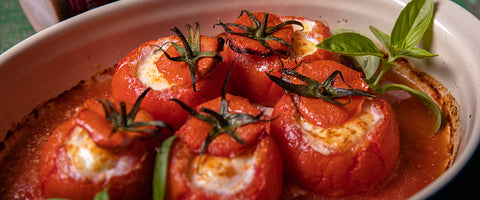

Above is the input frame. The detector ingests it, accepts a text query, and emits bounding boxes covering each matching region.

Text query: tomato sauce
[0,58,455,199]
[0,70,113,199]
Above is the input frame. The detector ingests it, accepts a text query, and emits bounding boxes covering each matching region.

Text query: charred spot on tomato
[216,36,225,52]
[216,10,303,59]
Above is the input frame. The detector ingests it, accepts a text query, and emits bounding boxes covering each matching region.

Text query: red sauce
[0,70,113,199]
[0,60,454,199]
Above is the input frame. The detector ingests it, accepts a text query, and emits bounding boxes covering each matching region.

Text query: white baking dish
[0,0,479,199]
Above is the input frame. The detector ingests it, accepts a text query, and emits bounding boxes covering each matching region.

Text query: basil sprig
[317,0,442,132]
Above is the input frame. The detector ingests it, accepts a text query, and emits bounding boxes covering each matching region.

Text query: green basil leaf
[385,45,400,62]
[377,83,442,132]
[153,135,177,200]
[317,32,383,57]
[391,0,434,49]
[369,26,391,47]
[328,28,381,80]
[349,55,381,81]
[93,188,110,200]
[394,47,438,59]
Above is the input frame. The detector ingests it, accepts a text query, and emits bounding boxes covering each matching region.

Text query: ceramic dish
[1,0,479,199]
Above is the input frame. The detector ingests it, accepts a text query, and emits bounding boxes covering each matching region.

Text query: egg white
[291,18,323,58]
[188,151,257,194]
[135,40,175,91]
[64,126,141,181]
[299,101,381,155]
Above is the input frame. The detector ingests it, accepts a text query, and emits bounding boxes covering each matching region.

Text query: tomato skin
[223,13,340,107]
[221,11,294,107]
[222,46,290,107]
[156,35,222,85]
[280,16,340,62]
[167,135,283,200]
[167,94,283,199]
[268,60,398,196]
[112,36,228,130]
[295,60,369,128]
[270,94,400,196]
[38,99,160,200]
[176,94,264,157]
[226,12,293,56]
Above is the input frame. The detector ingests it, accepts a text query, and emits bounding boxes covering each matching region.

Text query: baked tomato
[167,134,282,200]
[112,23,227,129]
[38,89,172,200]
[166,90,283,199]
[217,11,339,107]
[269,60,400,196]
[280,16,340,62]
[216,10,302,107]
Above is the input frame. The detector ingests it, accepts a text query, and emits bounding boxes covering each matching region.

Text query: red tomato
[269,61,400,196]
[225,11,293,56]
[218,11,293,107]
[167,134,283,200]
[167,94,283,199]
[294,60,369,128]
[156,35,221,86]
[222,12,340,107]
[176,94,265,157]
[279,16,340,62]
[38,98,163,200]
[112,35,228,130]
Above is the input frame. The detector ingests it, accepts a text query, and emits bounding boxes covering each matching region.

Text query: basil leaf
[349,55,381,81]
[394,47,438,59]
[391,0,434,49]
[328,29,381,80]
[369,26,391,47]
[317,32,383,57]
[94,188,110,200]
[153,135,177,200]
[377,83,442,132]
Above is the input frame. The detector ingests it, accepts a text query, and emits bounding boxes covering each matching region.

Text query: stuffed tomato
[217,10,339,107]
[269,60,400,196]
[167,94,283,200]
[111,23,227,129]
[279,15,340,62]
[38,90,172,200]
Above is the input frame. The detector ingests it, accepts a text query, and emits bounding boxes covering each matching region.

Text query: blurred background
[0,0,479,54]
[1,0,117,53]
